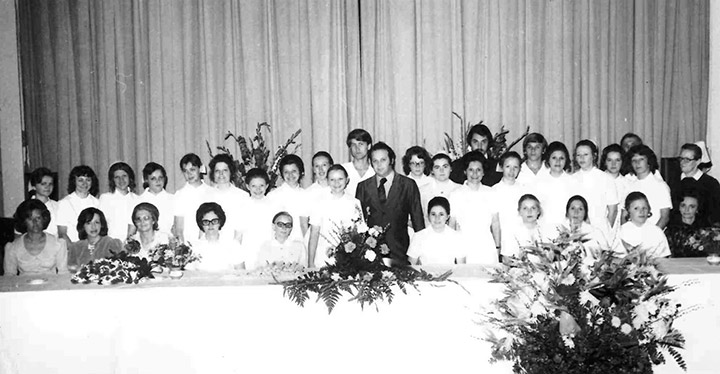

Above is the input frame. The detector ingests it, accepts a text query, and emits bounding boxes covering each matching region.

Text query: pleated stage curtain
[17,0,708,195]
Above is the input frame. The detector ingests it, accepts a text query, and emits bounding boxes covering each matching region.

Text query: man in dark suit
[356,142,425,265]
[449,122,502,186]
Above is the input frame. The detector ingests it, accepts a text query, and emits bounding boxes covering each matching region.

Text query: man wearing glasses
[669,143,720,226]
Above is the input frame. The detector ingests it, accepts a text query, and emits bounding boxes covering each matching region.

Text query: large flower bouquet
[666,226,720,257]
[206,122,301,191]
[482,233,691,373]
[281,219,454,313]
[147,242,200,270]
[71,251,154,285]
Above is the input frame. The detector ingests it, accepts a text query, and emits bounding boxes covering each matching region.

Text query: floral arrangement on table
[280,218,455,313]
[147,242,200,270]
[206,122,301,191]
[666,226,720,258]
[70,251,154,285]
[442,113,529,160]
[482,232,692,373]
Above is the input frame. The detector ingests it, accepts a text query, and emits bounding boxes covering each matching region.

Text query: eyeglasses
[678,157,699,163]
[134,216,153,223]
[409,161,425,167]
[275,221,293,229]
[202,218,221,226]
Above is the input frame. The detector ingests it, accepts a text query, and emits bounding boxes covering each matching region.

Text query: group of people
[4,125,718,276]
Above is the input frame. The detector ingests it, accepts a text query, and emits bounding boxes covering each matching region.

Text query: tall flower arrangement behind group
[280,213,456,313]
[482,233,692,374]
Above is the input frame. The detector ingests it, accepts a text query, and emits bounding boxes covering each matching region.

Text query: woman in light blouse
[57,165,100,243]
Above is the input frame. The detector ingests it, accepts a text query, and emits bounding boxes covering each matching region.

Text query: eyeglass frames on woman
[275,221,293,229]
[202,218,221,226]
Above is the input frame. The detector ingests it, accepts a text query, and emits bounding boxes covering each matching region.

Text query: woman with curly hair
[621,145,672,229]
[402,146,432,189]
[208,153,250,242]
[99,162,139,240]
[4,200,68,275]
[57,165,100,243]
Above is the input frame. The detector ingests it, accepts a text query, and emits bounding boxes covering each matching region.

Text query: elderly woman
[208,154,249,242]
[534,141,580,228]
[402,146,433,189]
[4,200,68,275]
[190,202,245,271]
[267,154,310,240]
[127,202,171,258]
[256,212,307,268]
[622,145,672,229]
[308,164,364,267]
[138,162,174,234]
[29,167,59,236]
[665,190,708,257]
[99,162,139,240]
[68,207,122,270]
[57,165,100,243]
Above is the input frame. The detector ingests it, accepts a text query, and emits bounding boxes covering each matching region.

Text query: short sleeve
[406,230,424,260]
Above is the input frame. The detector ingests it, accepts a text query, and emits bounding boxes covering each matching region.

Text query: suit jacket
[356,173,425,264]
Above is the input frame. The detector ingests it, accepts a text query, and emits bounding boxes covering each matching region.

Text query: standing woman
[173,153,214,244]
[306,151,334,200]
[208,154,249,242]
[57,165,100,243]
[138,162,174,235]
[516,133,550,184]
[402,146,433,189]
[267,154,310,241]
[4,200,68,275]
[492,151,527,253]
[99,162,139,240]
[448,152,500,264]
[571,140,619,240]
[238,168,279,269]
[29,167,59,236]
[534,141,580,228]
[308,164,364,268]
[599,144,628,250]
[622,145,672,229]
[67,207,122,269]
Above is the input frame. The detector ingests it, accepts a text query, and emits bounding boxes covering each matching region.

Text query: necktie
[378,177,387,204]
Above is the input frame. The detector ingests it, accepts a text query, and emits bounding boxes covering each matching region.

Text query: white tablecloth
[0,262,717,374]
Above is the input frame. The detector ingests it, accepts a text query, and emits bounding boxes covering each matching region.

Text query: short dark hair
[599,143,625,172]
[76,207,109,240]
[401,146,432,176]
[346,129,373,147]
[621,132,643,146]
[13,199,51,233]
[462,151,487,172]
[279,154,305,180]
[245,167,270,186]
[30,167,54,186]
[67,165,100,196]
[573,140,599,169]
[466,122,493,148]
[196,202,227,231]
[431,153,452,167]
[428,196,450,215]
[328,164,349,179]
[108,162,137,193]
[565,195,589,222]
[369,142,396,169]
[680,143,702,161]
[518,194,542,217]
[523,133,548,154]
[626,144,659,174]
[180,153,203,170]
[132,202,160,231]
[625,191,650,212]
[544,141,571,171]
[142,162,168,189]
[209,154,237,184]
[272,211,293,223]
[500,151,522,167]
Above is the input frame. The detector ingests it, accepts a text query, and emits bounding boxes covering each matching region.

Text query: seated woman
[308,165,364,267]
[57,165,100,243]
[560,195,609,254]
[407,197,466,265]
[619,192,670,258]
[127,202,171,258]
[4,200,68,276]
[190,202,245,271]
[68,208,122,270]
[255,212,307,268]
[29,167,59,236]
[502,194,555,261]
[665,190,708,257]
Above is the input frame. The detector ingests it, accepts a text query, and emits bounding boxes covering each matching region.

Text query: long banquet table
[0,259,718,374]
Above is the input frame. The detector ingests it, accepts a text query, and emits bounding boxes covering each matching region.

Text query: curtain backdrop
[18,0,708,196]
